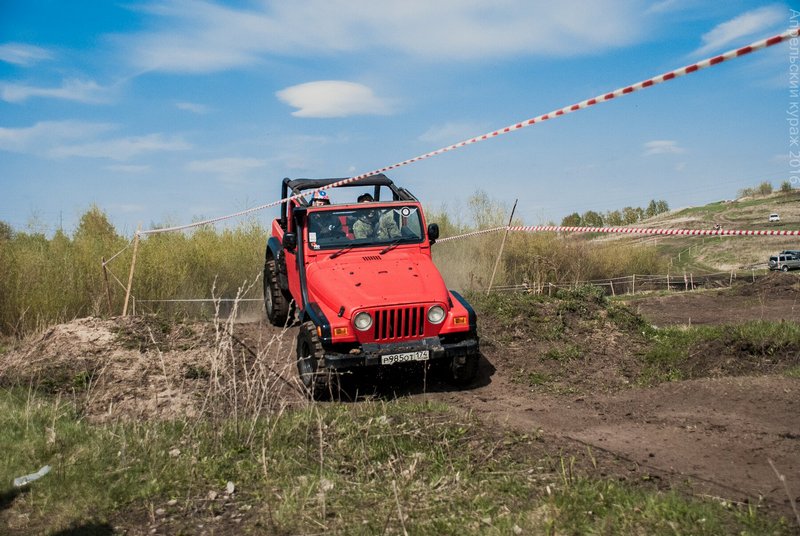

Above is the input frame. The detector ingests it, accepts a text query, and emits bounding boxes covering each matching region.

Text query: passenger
[311,190,330,206]
[309,191,342,238]
[352,193,401,240]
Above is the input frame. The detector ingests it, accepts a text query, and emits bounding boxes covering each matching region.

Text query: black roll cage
[280,174,418,228]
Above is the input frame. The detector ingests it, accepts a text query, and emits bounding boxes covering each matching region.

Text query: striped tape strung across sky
[436,224,800,243]
[138,27,800,237]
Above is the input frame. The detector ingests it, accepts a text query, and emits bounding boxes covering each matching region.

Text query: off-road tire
[450,352,479,386]
[782,265,789,272]
[264,257,291,326]
[296,321,339,400]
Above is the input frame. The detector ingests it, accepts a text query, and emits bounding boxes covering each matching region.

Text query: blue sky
[1,1,797,235]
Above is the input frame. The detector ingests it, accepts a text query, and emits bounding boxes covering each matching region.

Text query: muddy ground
[2,272,799,527]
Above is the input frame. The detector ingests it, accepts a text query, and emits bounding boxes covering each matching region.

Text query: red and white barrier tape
[509,225,800,236]
[138,27,800,237]
[438,225,800,242]
[436,226,508,243]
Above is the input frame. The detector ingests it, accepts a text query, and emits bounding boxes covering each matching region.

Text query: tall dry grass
[429,221,668,293]
[0,206,266,336]
[1,195,668,335]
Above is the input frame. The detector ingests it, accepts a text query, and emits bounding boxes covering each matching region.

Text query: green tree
[561,212,582,227]
[780,180,793,193]
[621,207,639,225]
[757,181,773,195]
[468,190,508,229]
[581,210,604,228]
[645,200,658,218]
[0,220,12,241]
[737,187,755,198]
[605,210,623,226]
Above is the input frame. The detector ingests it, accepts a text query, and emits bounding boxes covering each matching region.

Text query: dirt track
[433,275,800,519]
[436,275,800,520]
[2,273,799,522]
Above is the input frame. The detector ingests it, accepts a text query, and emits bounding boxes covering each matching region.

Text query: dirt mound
[731,271,800,296]
[630,272,800,327]
[474,288,651,395]
[0,316,302,422]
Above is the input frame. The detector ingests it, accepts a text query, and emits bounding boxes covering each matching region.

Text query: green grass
[542,344,582,362]
[1,389,789,535]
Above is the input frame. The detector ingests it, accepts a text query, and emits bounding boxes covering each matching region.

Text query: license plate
[380,350,430,365]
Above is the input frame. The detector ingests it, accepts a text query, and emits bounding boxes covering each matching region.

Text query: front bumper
[322,335,479,370]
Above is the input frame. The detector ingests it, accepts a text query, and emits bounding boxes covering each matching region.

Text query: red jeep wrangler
[263,174,480,397]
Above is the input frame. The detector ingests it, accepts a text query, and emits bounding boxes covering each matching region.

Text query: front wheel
[450,352,479,386]
[296,321,338,400]
[264,257,291,326]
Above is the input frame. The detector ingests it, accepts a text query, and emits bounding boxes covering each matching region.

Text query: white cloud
[50,134,191,161]
[419,122,486,144]
[0,121,114,155]
[693,5,784,56]
[0,43,53,66]
[643,140,686,156]
[123,0,650,73]
[645,0,684,14]
[176,101,210,114]
[1,79,111,104]
[277,80,392,118]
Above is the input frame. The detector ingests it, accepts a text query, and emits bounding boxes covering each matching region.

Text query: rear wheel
[782,265,789,272]
[264,256,291,326]
[296,321,338,400]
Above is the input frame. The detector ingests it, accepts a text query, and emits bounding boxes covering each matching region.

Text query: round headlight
[427,305,446,324]
[354,312,373,331]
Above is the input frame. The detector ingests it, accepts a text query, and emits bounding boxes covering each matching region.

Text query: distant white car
[769,213,780,222]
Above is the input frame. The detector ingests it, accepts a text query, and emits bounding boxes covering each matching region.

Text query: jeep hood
[305,251,449,317]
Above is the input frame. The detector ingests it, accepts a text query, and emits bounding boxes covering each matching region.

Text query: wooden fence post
[122,226,141,316]
[631,274,636,295]
[486,199,518,296]
[101,257,113,315]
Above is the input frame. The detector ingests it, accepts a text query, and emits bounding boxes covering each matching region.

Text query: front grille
[373,306,425,341]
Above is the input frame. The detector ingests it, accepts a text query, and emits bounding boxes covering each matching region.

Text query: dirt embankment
[1,273,799,521]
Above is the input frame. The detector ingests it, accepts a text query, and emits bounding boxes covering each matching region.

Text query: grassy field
[1,284,798,533]
[0,388,788,535]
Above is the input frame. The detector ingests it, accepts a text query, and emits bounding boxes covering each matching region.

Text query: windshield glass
[306,205,424,250]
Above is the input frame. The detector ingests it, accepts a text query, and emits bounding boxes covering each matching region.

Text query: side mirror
[427,223,439,244]
[282,232,297,252]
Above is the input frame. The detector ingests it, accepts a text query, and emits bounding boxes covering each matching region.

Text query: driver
[352,194,401,240]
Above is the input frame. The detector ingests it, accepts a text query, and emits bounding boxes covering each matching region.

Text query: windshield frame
[305,203,425,251]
